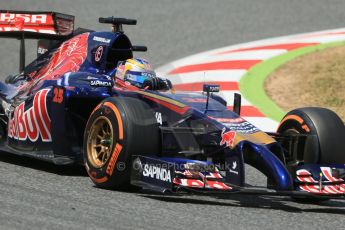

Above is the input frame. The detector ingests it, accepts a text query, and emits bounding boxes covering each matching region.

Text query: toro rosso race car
[0,11,345,201]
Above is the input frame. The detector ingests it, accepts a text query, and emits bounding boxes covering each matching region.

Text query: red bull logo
[220,128,236,148]
[8,89,51,142]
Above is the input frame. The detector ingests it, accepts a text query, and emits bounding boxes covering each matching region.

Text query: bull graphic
[220,128,236,148]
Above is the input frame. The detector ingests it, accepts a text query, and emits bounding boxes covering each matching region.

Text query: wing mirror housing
[233,93,241,115]
[203,84,220,112]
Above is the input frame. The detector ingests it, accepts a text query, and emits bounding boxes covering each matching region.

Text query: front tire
[277,107,345,164]
[83,97,159,189]
[278,107,345,202]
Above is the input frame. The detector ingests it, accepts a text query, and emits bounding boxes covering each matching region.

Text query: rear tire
[83,97,159,189]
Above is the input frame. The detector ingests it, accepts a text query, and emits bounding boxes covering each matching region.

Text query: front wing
[130,155,345,199]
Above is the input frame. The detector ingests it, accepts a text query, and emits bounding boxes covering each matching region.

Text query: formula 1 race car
[0,10,345,201]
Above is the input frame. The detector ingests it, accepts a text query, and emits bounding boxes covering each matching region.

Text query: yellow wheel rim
[87,116,114,168]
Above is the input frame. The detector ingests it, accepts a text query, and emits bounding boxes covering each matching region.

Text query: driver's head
[115,58,156,89]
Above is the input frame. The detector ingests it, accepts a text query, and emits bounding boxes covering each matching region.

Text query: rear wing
[0,10,75,72]
[0,10,74,39]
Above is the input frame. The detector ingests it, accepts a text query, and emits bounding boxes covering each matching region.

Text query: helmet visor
[124,70,156,88]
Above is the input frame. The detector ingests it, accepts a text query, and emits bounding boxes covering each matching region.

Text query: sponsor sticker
[0,13,55,33]
[90,80,112,87]
[8,89,51,142]
[142,164,172,182]
[211,116,259,134]
[93,36,111,43]
[94,46,103,62]
[224,122,259,134]
[0,13,49,24]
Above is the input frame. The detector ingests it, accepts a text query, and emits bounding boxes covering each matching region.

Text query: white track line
[289,34,345,43]
[160,70,246,84]
[211,49,287,60]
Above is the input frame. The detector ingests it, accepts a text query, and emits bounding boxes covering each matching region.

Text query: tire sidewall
[84,101,131,188]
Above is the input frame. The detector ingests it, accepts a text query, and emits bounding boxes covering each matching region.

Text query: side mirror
[233,93,241,115]
[203,84,220,112]
[203,84,220,93]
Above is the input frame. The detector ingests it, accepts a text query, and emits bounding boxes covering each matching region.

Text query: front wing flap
[130,155,345,199]
[294,164,345,196]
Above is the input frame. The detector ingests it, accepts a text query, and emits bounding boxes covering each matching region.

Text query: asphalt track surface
[1,1,345,229]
